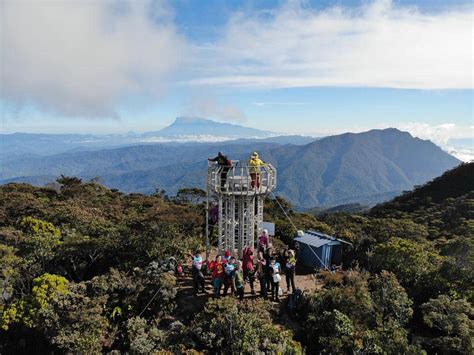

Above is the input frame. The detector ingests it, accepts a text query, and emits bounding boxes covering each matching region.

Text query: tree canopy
[1,164,473,353]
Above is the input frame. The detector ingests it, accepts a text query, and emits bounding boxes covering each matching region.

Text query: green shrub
[193,297,302,354]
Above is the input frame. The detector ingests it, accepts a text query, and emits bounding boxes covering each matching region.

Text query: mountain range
[0,118,461,208]
[0,117,282,162]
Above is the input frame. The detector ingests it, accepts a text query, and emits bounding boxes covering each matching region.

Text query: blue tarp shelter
[294,230,349,270]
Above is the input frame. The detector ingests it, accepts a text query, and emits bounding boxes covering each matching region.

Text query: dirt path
[174,249,322,323]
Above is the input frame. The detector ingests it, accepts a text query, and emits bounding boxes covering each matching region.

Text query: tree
[317,309,356,353]
[369,271,413,326]
[421,295,474,354]
[56,175,84,198]
[176,188,206,204]
[193,297,301,354]
[126,316,166,354]
[370,238,443,298]
[19,217,62,272]
[301,270,417,354]
[38,282,109,354]
[1,273,69,330]
[302,271,374,353]
[56,176,82,188]
[0,244,23,303]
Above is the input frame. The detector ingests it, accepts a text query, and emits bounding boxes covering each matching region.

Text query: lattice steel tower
[206,160,277,257]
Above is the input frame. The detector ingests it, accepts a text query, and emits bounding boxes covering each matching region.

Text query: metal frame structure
[206,160,277,258]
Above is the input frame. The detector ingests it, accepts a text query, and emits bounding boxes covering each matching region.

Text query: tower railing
[207,160,277,195]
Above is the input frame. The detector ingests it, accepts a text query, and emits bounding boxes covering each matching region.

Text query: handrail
[207,161,277,195]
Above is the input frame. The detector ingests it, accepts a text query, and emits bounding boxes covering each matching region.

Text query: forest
[0,163,473,354]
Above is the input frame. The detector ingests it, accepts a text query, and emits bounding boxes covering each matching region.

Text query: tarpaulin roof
[294,230,350,248]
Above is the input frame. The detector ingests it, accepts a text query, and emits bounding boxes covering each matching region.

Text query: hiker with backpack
[189,250,205,295]
[208,152,232,191]
[209,255,224,297]
[269,257,282,302]
[242,246,256,295]
[285,249,296,294]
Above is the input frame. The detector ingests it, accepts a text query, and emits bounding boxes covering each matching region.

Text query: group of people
[208,151,266,191]
[189,230,297,302]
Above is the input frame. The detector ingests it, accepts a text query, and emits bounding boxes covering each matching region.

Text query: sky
[1,0,473,149]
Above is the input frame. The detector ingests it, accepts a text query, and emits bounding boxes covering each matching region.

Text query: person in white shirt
[189,250,205,295]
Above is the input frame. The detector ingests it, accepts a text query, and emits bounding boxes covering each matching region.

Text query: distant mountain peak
[358,127,410,136]
[153,117,274,139]
[173,116,211,124]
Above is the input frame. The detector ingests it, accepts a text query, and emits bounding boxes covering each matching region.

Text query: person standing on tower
[208,152,232,191]
[248,152,265,190]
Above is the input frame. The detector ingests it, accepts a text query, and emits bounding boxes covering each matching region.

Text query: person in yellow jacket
[248,151,265,189]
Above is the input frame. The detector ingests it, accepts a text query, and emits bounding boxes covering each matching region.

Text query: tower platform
[206,161,277,256]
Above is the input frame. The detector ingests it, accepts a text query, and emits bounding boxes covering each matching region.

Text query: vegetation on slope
[1,163,473,353]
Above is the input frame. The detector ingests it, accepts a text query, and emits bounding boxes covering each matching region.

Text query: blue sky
[1,0,473,145]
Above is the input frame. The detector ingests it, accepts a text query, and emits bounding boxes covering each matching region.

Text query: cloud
[183,97,247,123]
[1,0,186,118]
[446,148,474,162]
[253,102,306,107]
[189,0,473,89]
[397,122,473,145]
[2,0,472,121]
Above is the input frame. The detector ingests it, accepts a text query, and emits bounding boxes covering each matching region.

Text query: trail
[173,251,323,324]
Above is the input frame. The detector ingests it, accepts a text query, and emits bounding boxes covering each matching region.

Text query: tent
[294,230,349,270]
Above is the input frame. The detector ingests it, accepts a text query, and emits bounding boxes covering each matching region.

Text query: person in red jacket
[209,255,224,297]
[258,229,270,252]
[242,246,256,295]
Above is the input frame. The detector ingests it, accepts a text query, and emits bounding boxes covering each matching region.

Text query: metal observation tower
[206,160,277,257]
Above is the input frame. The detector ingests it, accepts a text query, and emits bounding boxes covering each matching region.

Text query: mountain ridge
[1,127,460,208]
[0,117,287,160]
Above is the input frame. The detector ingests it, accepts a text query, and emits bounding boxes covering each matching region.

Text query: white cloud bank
[190,0,473,89]
[183,97,247,123]
[397,122,462,146]
[1,0,472,120]
[397,122,474,161]
[1,0,186,118]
